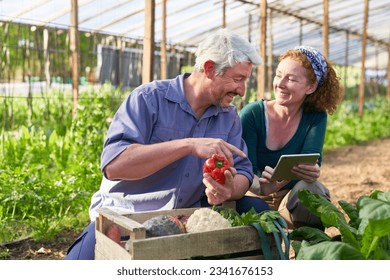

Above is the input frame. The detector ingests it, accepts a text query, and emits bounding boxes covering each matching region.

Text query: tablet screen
[270,153,320,181]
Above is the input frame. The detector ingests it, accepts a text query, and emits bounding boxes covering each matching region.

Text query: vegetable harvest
[185,208,232,233]
[203,154,230,184]
[142,214,187,237]
[103,206,290,260]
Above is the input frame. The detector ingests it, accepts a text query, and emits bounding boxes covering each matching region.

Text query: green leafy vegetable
[291,189,390,260]
[212,206,290,260]
[296,240,364,260]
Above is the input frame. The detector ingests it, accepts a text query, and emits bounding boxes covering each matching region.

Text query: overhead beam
[2,0,51,23]
[79,0,136,25]
[120,0,209,36]
[36,0,94,27]
[238,0,388,47]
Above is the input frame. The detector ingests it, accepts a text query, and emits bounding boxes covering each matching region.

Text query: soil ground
[2,137,390,260]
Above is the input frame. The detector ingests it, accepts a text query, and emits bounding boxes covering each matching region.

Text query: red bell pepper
[203,154,230,185]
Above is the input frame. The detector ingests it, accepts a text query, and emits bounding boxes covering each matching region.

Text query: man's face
[211,62,253,107]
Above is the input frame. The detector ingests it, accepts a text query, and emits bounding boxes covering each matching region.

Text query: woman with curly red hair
[240,46,343,230]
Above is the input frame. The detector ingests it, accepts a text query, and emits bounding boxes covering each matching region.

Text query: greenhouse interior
[0,0,389,264]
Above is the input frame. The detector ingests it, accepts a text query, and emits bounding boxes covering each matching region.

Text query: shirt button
[185,173,189,177]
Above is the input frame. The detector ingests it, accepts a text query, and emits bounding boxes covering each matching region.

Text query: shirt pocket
[203,132,228,141]
[152,126,188,143]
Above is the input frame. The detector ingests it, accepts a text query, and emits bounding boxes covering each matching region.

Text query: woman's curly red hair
[279,49,344,114]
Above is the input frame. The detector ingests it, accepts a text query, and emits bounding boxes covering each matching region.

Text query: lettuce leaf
[296,240,364,260]
[297,189,346,227]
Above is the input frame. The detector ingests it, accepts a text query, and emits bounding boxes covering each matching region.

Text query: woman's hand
[255,166,289,196]
[291,163,320,183]
[255,163,320,195]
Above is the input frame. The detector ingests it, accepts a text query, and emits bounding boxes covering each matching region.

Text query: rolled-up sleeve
[100,88,157,171]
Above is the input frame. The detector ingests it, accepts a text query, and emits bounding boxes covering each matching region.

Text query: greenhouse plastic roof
[1,0,389,70]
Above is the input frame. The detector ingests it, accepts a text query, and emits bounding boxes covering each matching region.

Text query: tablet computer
[270,153,320,181]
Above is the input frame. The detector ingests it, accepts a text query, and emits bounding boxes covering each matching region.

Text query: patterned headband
[294,46,327,87]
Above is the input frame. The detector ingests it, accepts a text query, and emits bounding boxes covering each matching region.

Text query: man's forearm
[230,174,251,200]
[104,139,192,180]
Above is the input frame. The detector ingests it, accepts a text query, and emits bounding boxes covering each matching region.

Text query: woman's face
[273,58,316,106]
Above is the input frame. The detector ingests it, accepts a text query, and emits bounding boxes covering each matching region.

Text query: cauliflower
[185,208,232,233]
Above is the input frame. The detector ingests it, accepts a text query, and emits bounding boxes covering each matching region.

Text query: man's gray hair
[194,28,262,75]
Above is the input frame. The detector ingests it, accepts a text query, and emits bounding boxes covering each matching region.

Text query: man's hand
[189,138,246,166]
[203,167,236,205]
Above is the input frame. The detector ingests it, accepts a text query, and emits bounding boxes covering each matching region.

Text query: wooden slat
[130,226,262,260]
[124,208,196,224]
[95,231,131,260]
[96,208,146,239]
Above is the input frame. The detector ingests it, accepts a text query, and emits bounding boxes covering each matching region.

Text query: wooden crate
[95,207,277,260]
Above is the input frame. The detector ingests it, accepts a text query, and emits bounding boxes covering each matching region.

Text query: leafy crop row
[325,96,390,150]
[0,84,126,242]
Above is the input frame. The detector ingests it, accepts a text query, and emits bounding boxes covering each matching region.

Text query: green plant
[290,189,390,260]
[324,96,390,150]
[214,206,290,260]
[0,248,10,260]
[0,84,126,243]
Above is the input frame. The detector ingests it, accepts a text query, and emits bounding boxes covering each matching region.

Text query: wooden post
[222,0,226,28]
[323,0,329,58]
[344,31,350,95]
[257,0,267,101]
[248,14,252,42]
[358,0,369,117]
[70,0,79,119]
[299,20,303,45]
[267,10,273,99]
[387,41,390,99]
[160,0,167,80]
[117,36,124,87]
[43,28,51,91]
[142,0,155,84]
